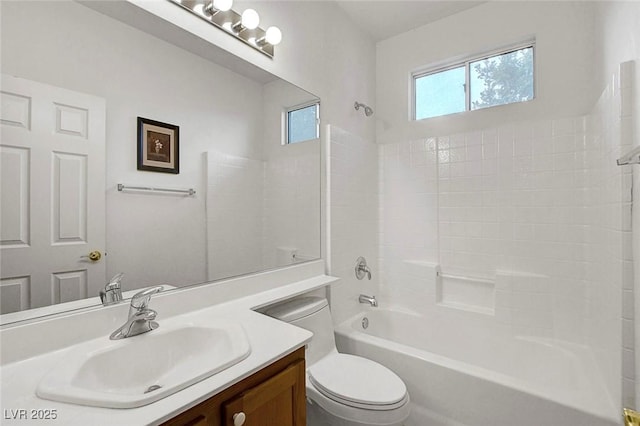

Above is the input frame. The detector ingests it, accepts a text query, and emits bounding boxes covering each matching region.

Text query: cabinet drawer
[223,360,305,426]
[162,347,305,426]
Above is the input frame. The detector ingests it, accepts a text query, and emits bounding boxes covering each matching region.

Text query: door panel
[0,75,106,314]
[0,145,30,247]
[51,270,88,304]
[0,276,30,313]
[52,152,88,244]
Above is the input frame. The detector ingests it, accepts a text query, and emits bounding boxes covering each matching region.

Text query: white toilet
[265,297,410,426]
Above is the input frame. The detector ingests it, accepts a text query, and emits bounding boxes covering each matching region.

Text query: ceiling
[335,1,484,42]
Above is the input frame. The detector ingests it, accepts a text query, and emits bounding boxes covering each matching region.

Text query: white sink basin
[36,320,251,408]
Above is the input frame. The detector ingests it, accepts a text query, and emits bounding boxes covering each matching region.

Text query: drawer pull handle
[233,412,246,426]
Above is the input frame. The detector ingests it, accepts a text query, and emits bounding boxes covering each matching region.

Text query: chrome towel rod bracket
[117,184,196,196]
[617,145,640,165]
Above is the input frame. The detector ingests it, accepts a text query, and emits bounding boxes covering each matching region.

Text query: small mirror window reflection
[287,103,319,144]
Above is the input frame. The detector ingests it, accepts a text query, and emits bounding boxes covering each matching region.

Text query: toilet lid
[308,353,407,409]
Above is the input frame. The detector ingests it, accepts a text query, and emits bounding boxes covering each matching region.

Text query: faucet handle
[100,272,125,306]
[105,272,124,290]
[355,257,372,280]
[130,286,163,310]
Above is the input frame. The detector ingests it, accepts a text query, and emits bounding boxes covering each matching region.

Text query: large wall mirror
[0,1,321,324]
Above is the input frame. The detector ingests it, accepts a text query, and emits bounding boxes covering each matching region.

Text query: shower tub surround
[337,62,635,424]
[336,307,617,426]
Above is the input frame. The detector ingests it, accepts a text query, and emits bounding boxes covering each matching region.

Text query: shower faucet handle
[355,256,372,280]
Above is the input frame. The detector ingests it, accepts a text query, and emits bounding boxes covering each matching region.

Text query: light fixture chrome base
[169,0,275,58]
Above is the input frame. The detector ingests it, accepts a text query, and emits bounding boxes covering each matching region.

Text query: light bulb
[241,9,260,30]
[265,26,282,45]
[212,0,232,12]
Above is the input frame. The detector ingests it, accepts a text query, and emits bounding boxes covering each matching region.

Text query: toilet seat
[308,353,408,411]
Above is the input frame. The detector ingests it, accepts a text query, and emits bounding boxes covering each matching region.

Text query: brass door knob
[624,408,640,426]
[82,250,102,262]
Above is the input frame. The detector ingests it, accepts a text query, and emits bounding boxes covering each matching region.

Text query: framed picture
[137,117,179,174]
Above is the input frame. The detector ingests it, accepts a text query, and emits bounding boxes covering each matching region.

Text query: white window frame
[411,40,536,121]
[284,100,320,145]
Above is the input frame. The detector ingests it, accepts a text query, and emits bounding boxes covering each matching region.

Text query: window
[413,43,534,120]
[415,66,466,119]
[285,101,319,144]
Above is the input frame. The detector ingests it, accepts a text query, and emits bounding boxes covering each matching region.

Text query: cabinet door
[223,360,305,426]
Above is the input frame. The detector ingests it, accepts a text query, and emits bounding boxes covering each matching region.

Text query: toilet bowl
[265,297,410,426]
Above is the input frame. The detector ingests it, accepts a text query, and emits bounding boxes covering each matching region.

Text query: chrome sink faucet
[110,286,163,340]
[100,272,124,306]
[358,294,378,307]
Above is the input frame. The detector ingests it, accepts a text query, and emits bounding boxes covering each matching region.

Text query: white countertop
[0,273,337,425]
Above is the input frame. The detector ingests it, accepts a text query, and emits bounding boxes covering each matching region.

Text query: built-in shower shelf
[435,270,495,315]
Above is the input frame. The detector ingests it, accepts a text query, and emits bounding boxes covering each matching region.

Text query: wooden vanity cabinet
[161,347,306,426]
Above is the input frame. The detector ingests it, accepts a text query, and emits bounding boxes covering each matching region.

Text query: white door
[0,75,106,314]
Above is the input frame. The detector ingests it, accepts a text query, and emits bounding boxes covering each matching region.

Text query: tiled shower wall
[378,62,634,408]
[378,139,438,309]
[206,151,264,281]
[263,146,321,268]
[585,61,635,409]
[380,118,595,338]
[328,126,379,325]
[206,145,320,281]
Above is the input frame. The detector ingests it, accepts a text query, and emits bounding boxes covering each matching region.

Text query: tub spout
[359,294,378,307]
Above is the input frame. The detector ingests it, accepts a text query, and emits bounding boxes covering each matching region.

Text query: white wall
[376,1,598,142]
[129,0,377,150]
[235,0,377,144]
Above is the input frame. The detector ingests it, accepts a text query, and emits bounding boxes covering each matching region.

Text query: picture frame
[137,117,179,174]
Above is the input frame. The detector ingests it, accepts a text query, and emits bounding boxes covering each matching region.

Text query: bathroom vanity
[0,261,335,425]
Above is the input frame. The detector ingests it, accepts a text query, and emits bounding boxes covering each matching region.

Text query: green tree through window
[470,47,534,110]
[412,43,535,120]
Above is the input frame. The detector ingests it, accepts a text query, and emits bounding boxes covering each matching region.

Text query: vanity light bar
[169,0,281,58]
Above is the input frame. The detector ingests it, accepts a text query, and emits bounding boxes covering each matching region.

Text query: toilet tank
[264,297,337,365]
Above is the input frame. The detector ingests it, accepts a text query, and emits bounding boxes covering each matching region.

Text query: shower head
[354,101,374,117]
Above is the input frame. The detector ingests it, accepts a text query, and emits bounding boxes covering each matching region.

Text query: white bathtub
[334,309,619,426]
